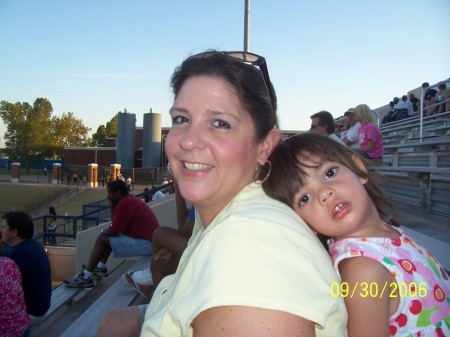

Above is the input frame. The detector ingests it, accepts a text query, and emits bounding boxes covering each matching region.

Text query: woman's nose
[179,123,206,151]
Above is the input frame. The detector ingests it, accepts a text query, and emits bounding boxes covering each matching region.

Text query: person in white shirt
[396,95,415,117]
[343,108,361,149]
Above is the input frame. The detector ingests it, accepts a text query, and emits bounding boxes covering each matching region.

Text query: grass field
[0,183,108,216]
[0,183,67,214]
[0,182,147,217]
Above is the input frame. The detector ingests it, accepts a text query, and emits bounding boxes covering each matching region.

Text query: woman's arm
[193,306,315,337]
[339,257,397,337]
[359,139,375,153]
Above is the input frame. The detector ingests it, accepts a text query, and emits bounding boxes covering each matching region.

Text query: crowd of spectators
[312,104,383,162]
[381,80,449,123]
[318,79,448,163]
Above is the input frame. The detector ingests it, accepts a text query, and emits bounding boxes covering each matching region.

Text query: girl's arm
[193,306,315,337]
[339,257,398,337]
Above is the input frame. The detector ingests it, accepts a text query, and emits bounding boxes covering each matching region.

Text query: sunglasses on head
[191,51,276,113]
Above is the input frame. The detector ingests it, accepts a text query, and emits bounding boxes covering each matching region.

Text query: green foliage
[0,98,91,166]
[91,113,118,146]
[52,112,91,147]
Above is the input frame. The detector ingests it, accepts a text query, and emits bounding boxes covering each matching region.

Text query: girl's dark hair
[49,206,56,215]
[170,50,278,143]
[263,133,399,248]
[1,211,35,239]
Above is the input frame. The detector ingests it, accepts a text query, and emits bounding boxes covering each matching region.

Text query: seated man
[1,211,52,322]
[310,110,345,145]
[123,180,194,296]
[343,108,361,148]
[394,95,413,118]
[64,179,160,288]
[422,82,438,116]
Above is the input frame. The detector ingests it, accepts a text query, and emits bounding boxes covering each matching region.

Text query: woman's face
[165,75,275,225]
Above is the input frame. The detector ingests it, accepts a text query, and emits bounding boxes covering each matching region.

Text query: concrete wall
[46,246,77,283]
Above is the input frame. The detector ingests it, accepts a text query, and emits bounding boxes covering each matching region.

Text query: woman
[98,51,347,336]
[355,104,383,160]
[0,256,31,337]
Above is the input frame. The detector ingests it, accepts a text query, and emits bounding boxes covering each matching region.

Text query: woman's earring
[167,162,172,175]
[254,160,271,184]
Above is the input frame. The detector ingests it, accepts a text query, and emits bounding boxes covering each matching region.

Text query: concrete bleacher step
[59,256,151,337]
[30,257,150,337]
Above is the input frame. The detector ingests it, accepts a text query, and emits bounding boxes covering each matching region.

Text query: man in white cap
[343,108,361,149]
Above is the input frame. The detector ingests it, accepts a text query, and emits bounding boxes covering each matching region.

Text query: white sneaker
[127,267,153,285]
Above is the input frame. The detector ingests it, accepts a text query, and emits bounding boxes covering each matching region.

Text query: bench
[31,255,135,333]
[59,255,151,337]
[383,138,450,153]
[368,166,450,212]
[30,285,85,330]
[379,112,450,135]
[369,166,450,175]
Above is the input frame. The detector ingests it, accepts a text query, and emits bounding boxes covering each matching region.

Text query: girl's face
[290,154,376,240]
[165,75,277,226]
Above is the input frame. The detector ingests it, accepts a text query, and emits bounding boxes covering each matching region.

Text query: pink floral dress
[330,227,450,336]
[0,257,31,337]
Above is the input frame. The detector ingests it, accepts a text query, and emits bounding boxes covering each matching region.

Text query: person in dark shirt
[409,93,420,113]
[422,82,437,116]
[1,211,52,322]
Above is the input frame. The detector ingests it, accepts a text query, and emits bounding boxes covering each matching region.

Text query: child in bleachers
[263,132,450,337]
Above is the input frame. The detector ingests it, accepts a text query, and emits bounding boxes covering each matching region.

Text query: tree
[0,98,54,168]
[53,112,91,147]
[0,98,91,166]
[91,113,118,146]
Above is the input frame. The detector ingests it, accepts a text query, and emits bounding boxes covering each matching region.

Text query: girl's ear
[352,154,369,185]
[257,128,280,166]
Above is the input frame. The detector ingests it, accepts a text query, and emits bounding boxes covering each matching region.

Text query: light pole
[244,0,250,52]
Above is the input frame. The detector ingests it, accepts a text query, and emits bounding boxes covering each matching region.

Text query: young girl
[263,132,450,337]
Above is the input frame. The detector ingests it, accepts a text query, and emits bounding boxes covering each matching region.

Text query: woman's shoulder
[226,184,310,230]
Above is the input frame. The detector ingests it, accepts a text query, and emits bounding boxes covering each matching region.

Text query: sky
[1,0,449,145]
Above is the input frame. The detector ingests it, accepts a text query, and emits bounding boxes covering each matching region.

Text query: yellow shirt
[142,183,347,336]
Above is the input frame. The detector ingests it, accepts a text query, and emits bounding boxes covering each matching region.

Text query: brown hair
[263,133,399,246]
[171,50,278,143]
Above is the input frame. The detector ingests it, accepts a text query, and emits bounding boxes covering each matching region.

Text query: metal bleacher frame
[373,84,450,216]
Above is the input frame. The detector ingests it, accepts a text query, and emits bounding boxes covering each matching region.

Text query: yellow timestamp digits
[330,281,427,299]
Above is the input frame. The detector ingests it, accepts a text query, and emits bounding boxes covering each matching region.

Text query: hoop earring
[254,160,271,184]
[167,162,171,175]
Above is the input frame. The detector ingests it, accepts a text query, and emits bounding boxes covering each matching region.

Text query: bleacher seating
[372,105,450,217]
[59,256,150,337]
[31,194,178,337]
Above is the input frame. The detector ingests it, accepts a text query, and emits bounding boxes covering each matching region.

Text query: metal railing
[34,214,102,247]
[33,181,174,247]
